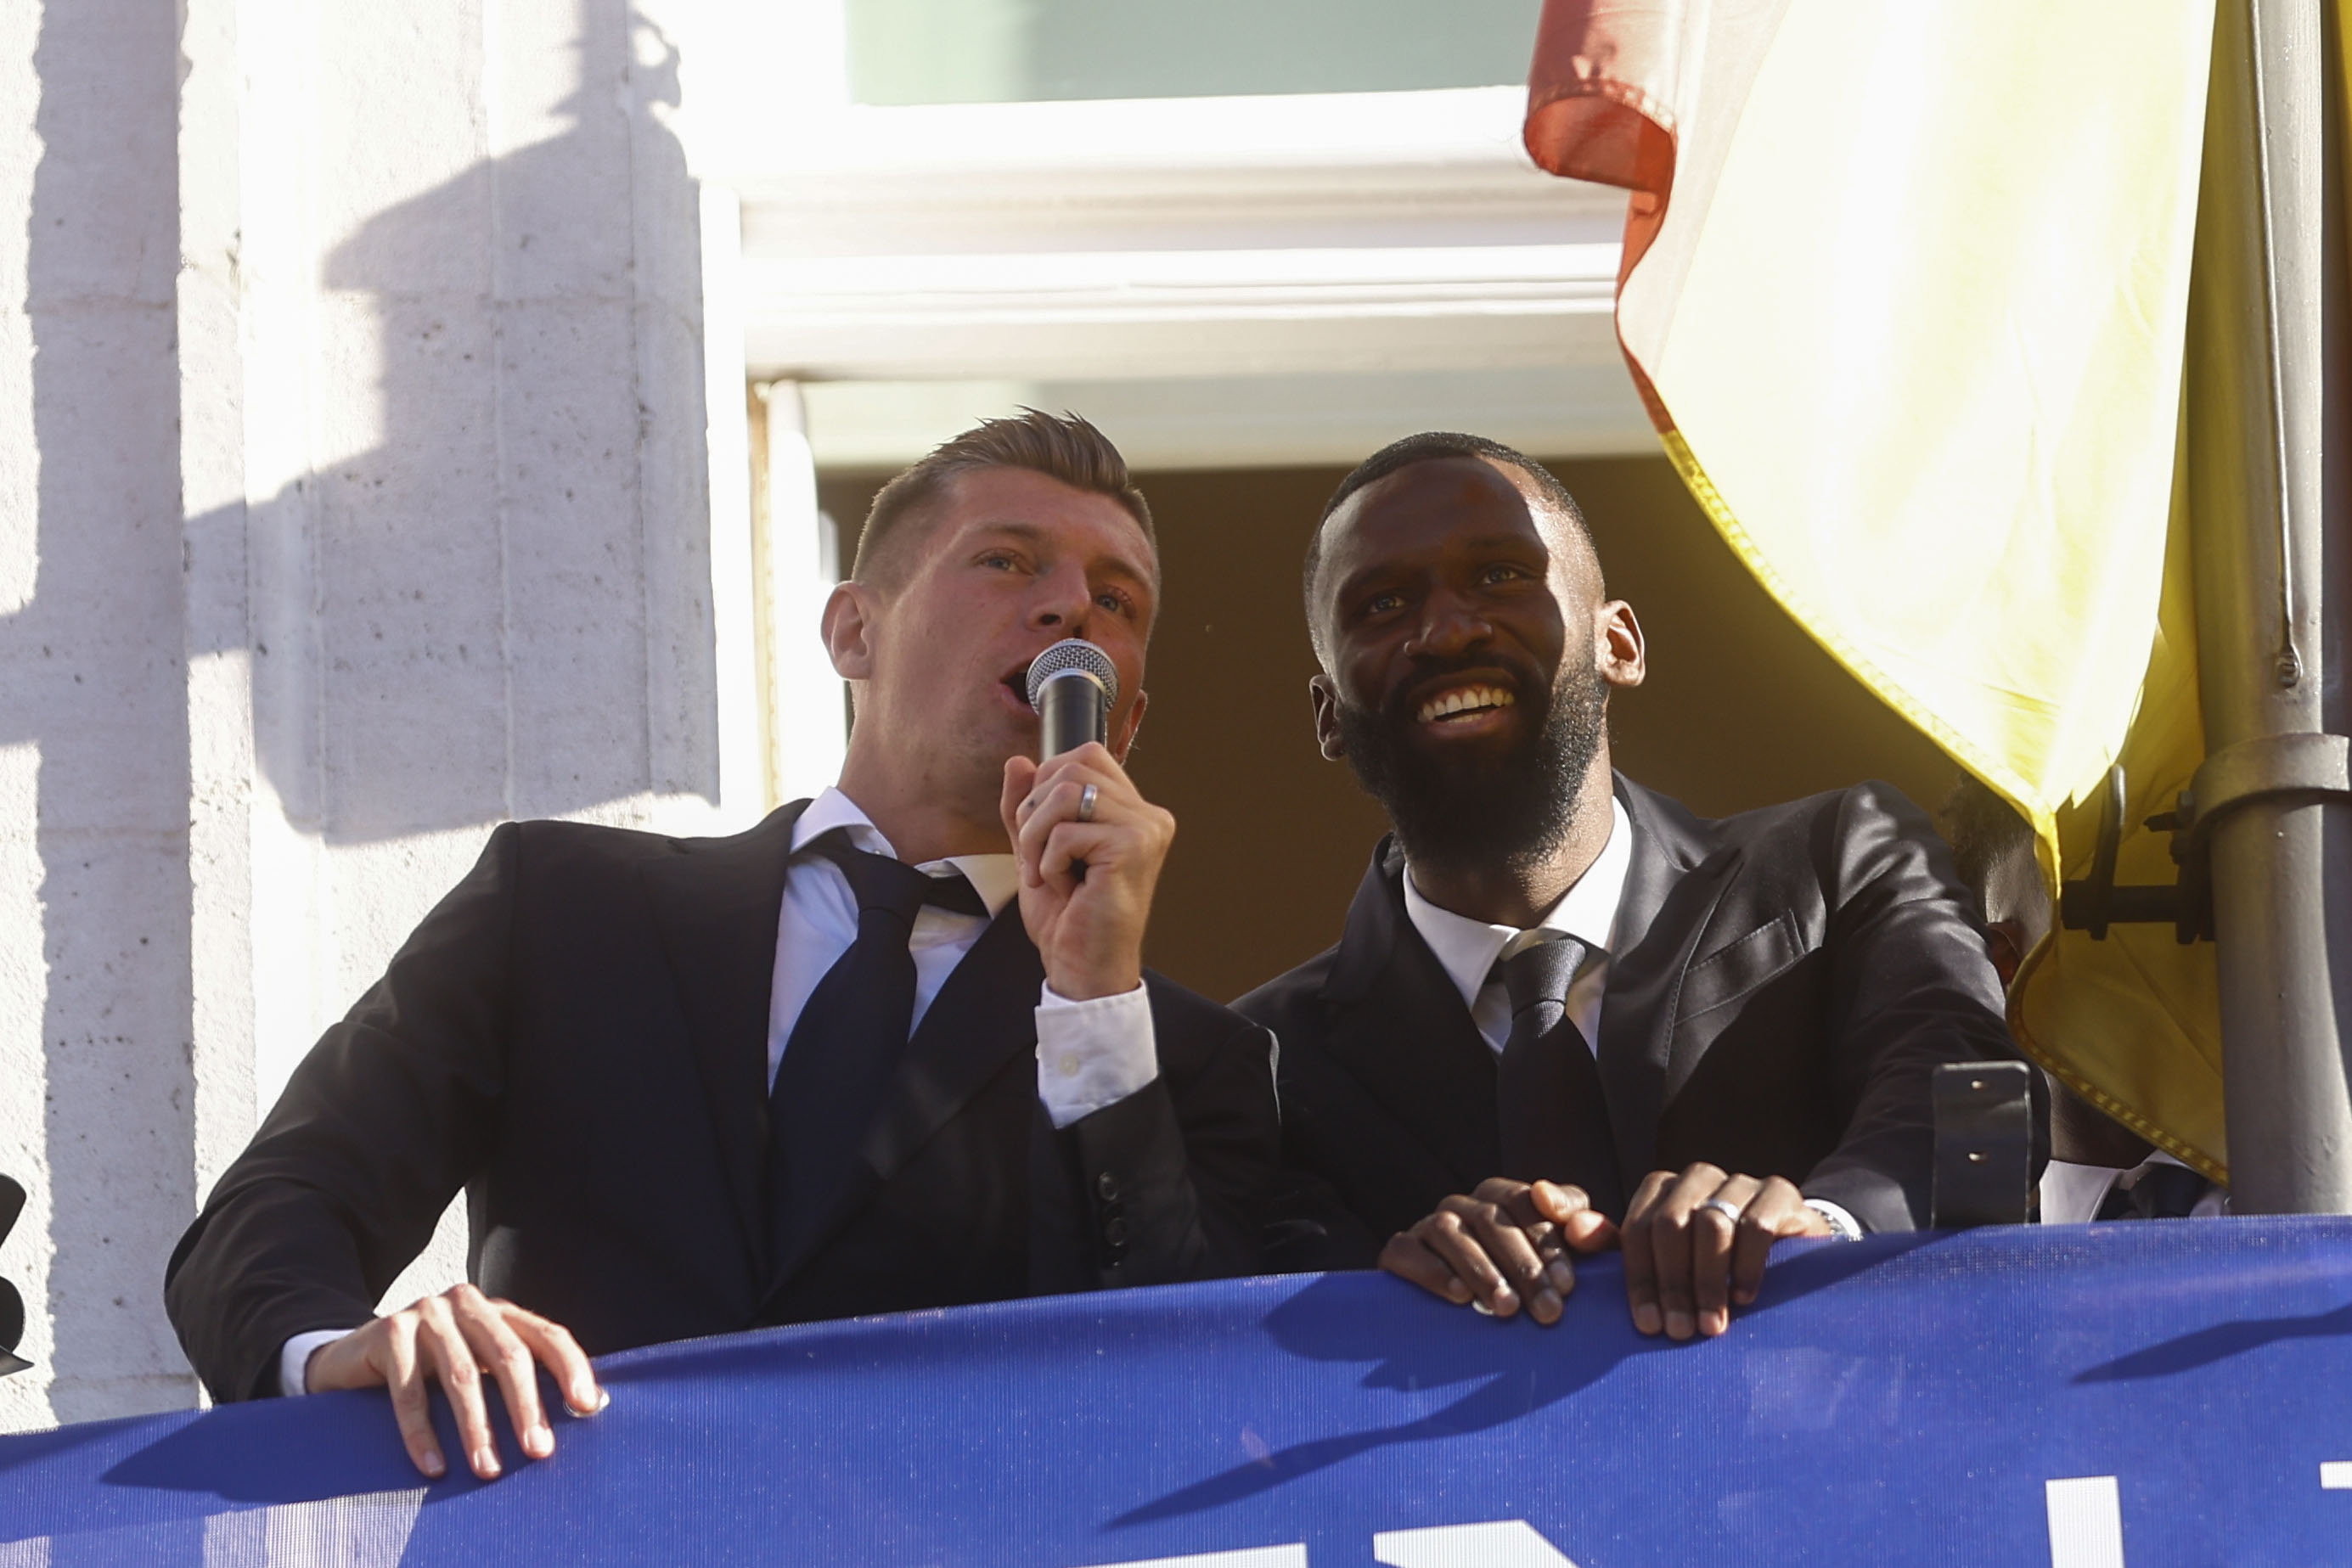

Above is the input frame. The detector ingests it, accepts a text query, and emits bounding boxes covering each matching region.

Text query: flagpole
[2191,0,2351,1213]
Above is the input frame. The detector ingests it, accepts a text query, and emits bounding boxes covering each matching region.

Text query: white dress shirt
[1399,798,1860,1239]
[1403,797,1633,1057]
[2039,1151,2229,1224]
[282,786,1159,1395]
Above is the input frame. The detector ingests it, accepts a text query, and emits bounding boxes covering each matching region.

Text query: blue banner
[3,1219,2349,1565]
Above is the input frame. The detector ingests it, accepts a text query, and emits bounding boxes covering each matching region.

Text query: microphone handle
[1037,670,1108,760]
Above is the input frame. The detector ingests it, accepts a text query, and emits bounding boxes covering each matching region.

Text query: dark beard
[1334,654,1607,874]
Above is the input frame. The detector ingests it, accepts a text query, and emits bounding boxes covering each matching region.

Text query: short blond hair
[852,409,1156,590]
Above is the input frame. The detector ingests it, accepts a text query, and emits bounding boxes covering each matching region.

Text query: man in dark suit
[168,412,1301,1481]
[1237,432,2034,1343]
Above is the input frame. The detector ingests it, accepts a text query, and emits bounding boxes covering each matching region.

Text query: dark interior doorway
[817,456,1953,1003]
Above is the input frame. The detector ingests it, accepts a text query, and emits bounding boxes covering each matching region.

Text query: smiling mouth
[1415,684,1516,724]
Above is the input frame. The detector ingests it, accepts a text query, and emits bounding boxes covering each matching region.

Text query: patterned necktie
[765,830,988,1266]
[2094,1162,2213,1221]
[1493,935,1624,1217]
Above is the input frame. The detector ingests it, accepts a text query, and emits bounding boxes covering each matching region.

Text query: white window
[842,0,1550,104]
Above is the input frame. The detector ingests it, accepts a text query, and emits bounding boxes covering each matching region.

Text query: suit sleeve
[1050,983,1319,1285]
[163,825,519,1401]
[1802,783,2047,1231]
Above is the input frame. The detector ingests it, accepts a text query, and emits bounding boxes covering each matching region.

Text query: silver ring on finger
[1699,1197,1743,1223]
[1077,783,1099,823]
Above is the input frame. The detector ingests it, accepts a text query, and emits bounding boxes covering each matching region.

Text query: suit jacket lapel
[637,801,806,1263]
[1319,841,1503,1190]
[762,902,1046,1303]
[1596,776,1741,1188]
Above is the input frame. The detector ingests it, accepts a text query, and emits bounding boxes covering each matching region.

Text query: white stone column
[0,0,200,1426]
[0,0,744,1430]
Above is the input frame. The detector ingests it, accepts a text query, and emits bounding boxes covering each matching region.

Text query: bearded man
[1237,433,2037,1342]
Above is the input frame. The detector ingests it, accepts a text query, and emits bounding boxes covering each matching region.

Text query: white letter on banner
[1372,1520,1578,1568]
[2322,1461,2352,1489]
[2045,1476,2125,1568]
[202,1487,427,1568]
[1073,1547,1307,1568]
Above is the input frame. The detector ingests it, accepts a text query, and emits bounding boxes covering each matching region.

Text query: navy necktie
[765,830,987,1266]
[1494,935,1624,1217]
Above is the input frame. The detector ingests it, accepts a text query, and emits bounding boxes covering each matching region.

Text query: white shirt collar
[791,786,1020,918]
[2038,1149,2215,1224]
[1401,795,1634,1014]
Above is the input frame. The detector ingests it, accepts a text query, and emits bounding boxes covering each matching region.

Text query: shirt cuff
[278,1328,352,1397]
[1803,1199,1865,1240]
[1035,982,1158,1130]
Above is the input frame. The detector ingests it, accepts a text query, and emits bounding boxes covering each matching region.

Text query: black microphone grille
[1024,638,1119,712]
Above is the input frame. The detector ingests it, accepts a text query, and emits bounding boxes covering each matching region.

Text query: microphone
[1025,638,1119,759]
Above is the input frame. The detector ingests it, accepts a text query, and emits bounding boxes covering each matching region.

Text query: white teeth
[1415,685,1516,723]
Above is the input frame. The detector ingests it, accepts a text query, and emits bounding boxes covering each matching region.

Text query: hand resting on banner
[1384,1164,1830,1339]
[302,1283,604,1481]
[1380,1178,1616,1325]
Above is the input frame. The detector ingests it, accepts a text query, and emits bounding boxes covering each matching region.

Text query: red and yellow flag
[1524,0,2229,1172]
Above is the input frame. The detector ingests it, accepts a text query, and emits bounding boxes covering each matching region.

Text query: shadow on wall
[199,6,717,846]
[8,0,711,1423]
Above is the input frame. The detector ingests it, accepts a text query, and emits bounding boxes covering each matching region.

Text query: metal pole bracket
[2061,735,2352,943]
[2184,733,2352,829]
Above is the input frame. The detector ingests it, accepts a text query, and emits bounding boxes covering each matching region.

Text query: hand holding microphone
[1000,638,1173,1002]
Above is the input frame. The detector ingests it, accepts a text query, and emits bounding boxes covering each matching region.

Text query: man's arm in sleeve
[1802,781,2048,1232]
[163,823,519,1401]
[1034,980,1295,1285]
[1003,745,1363,1286]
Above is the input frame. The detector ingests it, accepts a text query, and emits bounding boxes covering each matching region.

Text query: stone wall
[0,0,751,1429]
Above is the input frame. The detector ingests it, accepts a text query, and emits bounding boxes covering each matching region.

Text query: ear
[821,582,879,682]
[1986,919,2028,990]
[1597,599,1646,691]
[1109,688,1149,762]
[1309,672,1346,762]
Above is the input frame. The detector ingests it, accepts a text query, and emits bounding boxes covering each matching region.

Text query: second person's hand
[1379,1178,1617,1325]
[1618,1163,1829,1340]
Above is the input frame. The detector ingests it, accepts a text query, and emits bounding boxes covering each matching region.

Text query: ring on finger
[1077,783,1099,823]
[1699,1197,1743,1223]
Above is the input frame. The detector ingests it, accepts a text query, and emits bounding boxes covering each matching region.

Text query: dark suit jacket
[167,802,1298,1402]
[1235,774,2036,1254]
